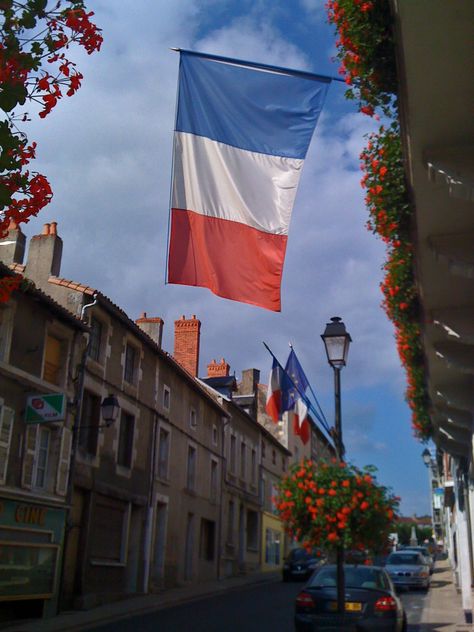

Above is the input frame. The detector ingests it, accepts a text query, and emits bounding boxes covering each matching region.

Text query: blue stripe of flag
[176,52,330,160]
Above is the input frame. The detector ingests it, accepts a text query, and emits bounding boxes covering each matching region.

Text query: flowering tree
[276,459,399,554]
[326,0,433,440]
[0,0,102,300]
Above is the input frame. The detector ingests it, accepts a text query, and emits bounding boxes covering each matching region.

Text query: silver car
[402,545,435,574]
[385,551,431,590]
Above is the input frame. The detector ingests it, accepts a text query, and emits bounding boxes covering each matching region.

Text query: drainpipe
[142,413,158,593]
[217,413,230,580]
[58,294,97,609]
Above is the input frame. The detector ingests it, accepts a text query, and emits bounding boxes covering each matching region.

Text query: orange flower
[328,489,337,496]
[360,501,369,511]
[342,480,350,487]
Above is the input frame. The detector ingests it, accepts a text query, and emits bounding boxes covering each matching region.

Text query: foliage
[326,0,433,440]
[0,0,102,301]
[275,459,399,554]
[326,0,397,117]
[395,522,433,546]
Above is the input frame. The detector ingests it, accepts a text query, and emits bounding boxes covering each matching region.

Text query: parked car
[401,545,435,573]
[294,564,407,631]
[385,551,431,590]
[282,548,324,582]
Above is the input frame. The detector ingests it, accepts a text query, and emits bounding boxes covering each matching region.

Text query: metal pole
[334,367,345,615]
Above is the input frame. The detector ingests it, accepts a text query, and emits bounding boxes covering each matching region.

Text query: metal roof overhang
[392,0,474,458]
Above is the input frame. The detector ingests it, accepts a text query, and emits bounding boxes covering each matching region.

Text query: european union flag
[282,348,309,412]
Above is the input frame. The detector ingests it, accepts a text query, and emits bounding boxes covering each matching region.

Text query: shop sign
[25,393,66,424]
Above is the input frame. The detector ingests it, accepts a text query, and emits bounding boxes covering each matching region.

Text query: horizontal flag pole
[170,47,345,84]
[263,342,333,439]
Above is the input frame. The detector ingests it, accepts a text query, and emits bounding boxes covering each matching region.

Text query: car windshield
[309,567,385,590]
[290,549,310,562]
[387,553,421,565]
[407,547,430,556]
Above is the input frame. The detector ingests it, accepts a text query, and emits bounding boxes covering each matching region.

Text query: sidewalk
[416,559,472,632]
[2,570,281,632]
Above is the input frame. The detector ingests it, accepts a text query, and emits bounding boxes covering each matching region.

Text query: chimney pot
[8,219,18,230]
[49,221,57,235]
[42,223,50,236]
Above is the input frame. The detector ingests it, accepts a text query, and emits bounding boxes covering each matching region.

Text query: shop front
[0,497,66,618]
[261,511,285,572]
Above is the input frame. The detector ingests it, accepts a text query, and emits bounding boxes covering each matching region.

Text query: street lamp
[422,448,432,466]
[321,316,351,616]
[100,394,120,427]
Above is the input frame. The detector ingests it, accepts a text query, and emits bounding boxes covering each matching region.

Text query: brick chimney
[25,222,63,281]
[0,220,26,266]
[174,315,201,376]
[207,358,230,377]
[240,368,260,395]
[135,312,164,348]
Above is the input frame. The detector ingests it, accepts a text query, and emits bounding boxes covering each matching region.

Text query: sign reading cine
[25,393,66,424]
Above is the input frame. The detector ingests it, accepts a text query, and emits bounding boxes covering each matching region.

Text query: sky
[20,0,431,516]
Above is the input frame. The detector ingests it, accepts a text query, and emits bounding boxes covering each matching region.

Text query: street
[89,580,434,632]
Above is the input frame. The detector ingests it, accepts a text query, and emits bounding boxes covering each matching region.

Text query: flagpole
[170,48,345,84]
[263,342,333,438]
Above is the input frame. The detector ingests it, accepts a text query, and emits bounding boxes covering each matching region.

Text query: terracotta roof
[0,264,88,330]
[46,275,227,416]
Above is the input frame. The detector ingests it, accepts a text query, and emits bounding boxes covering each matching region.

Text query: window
[0,307,13,361]
[90,495,130,565]
[260,475,266,507]
[272,449,276,465]
[240,441,246,479]
[230,435,236,474]
[43,334,62,385]
[157,426,170,480]
[246,510,258,550]
[282,455,286,472]
[189,407,197,430]
[186,445,196,491]
[265,528,281,565]
[261,440,266,459]
[117,411,135,468]
[89,317,103,362]
[270,482,279,515]
[79,390,101,456]
[251,448,257,485]
[199,519,215,561]
[212,424,218,446]
[163,385,170,411]
[227,500,234,544]
[0,405,14,485]
[210,459,218,501]
[34,427,50,488]
[124,343,138,385]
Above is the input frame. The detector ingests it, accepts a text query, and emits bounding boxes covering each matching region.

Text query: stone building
[0,263,87,619]
[0,223,227,608]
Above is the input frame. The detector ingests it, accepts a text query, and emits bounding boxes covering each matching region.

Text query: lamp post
[321,316,352,616]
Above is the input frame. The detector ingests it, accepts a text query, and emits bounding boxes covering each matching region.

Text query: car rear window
[291,549,310,561]
[387,553,421,565]
[309,567,385,589]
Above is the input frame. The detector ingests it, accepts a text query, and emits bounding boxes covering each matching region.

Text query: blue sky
[22,0,431,515]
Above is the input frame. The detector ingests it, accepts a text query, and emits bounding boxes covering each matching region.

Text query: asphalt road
[88,580,431,632]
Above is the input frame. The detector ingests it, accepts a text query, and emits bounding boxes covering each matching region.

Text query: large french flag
[168,51,331,311]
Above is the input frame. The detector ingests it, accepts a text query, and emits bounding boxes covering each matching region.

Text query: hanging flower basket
[276,459,399,554]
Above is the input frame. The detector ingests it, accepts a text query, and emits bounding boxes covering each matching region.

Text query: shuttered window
[56,427,72,496]
[0,406,14,484]
[34,427,50,488]
[117,412,134,468]
[43,334,62,385]
[22,425,38,489]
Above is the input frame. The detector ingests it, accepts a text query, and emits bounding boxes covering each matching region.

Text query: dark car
[282,548,324,582]
[295,564,407,632]
[385,551,431,590]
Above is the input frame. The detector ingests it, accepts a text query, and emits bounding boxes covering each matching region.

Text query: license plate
[328,601,362,612]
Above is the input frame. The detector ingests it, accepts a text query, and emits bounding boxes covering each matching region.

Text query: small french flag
[167,51,330,311]
[265,358,285,422]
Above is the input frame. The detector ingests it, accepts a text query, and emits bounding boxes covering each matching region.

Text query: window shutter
[0,406,14,484]
[56,427,72,496]
[22,425,38,489]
